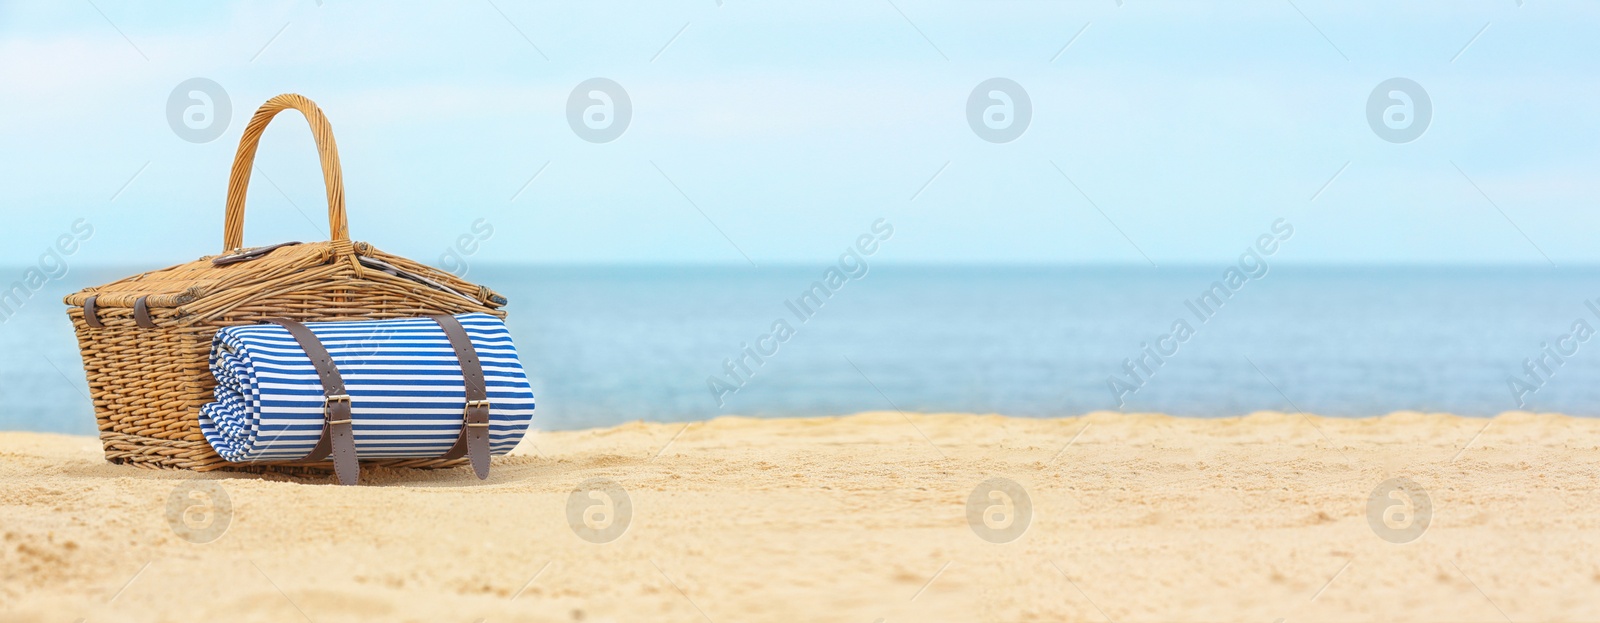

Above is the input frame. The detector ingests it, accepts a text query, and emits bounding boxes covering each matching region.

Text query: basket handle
[222,94,349,252]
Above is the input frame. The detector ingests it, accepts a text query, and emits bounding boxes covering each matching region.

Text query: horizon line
[34,260,1600,271]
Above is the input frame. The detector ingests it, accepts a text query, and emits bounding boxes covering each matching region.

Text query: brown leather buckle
[325,394,353,425]
[464,399,490,427]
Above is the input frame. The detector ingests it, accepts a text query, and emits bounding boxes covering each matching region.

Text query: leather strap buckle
[464,399,490,427]
[325,395,352,425]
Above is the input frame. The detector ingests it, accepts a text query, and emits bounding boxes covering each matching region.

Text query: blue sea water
[6,263,1600,434]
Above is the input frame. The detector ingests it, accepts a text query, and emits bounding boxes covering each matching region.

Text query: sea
[7,264,1600,434]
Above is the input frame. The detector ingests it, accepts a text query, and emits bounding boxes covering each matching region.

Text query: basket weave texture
[62,94,506,472]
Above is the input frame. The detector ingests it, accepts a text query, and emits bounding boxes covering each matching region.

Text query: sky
[0,0,1597,269]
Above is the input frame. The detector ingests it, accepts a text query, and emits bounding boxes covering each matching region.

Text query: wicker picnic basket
[62,93,507,472]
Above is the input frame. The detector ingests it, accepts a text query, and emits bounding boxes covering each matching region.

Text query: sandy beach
[4,410,1600,622]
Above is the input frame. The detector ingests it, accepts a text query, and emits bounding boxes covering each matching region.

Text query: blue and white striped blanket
[199,313,536,463]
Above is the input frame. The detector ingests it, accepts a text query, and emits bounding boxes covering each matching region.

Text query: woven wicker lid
[63,241,505,307]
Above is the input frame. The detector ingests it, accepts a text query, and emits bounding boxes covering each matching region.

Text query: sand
[4,410,1600,622]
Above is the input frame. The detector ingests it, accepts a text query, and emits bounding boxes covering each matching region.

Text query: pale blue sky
[1,1,1597,268]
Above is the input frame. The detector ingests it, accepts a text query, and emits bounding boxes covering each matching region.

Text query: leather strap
[83,295,103,329]
[212,241,302,266]
[133,296,155,328]
[267,318,360,485]
[430,314,491,479]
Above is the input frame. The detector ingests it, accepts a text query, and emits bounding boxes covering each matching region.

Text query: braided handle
[222,94,349,252]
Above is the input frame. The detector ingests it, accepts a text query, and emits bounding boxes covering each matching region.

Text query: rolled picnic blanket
[199,312,536,464]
